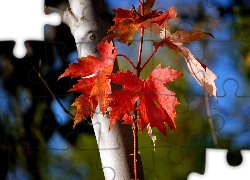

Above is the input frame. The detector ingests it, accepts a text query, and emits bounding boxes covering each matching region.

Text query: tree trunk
[46,0,144,179]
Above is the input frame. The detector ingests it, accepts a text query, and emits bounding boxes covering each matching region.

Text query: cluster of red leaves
[59,40,182,135]
[103,0,177,45]
[60,0,218,136]
[104,0,217,101]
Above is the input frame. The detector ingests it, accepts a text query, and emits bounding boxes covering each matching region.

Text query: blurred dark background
[0,0,250,179]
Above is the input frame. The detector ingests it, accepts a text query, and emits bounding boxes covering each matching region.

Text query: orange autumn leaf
[108,70,140,129]
[59,41,118,128]
[59,41,117,79]
[109,64,183,136]
[102,0,177,45]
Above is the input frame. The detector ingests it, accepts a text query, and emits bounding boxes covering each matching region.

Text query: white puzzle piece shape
[0,0,61,58]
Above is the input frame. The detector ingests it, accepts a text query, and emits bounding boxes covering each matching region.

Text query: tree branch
[44,6,77,28]
[44,6,63,15]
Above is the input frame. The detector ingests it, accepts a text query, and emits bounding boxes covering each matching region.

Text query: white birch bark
[46,0,144,179]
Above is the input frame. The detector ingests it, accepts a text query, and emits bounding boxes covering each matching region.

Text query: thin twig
[116,54,136,70]
[31,60,75,119]
[141,41,164,71]
[205,92,220,148]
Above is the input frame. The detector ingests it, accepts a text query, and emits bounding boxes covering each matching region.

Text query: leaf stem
[142,0,144,17]
[132,116,139,180]
[141,41,164,71]
[132,1,144,179]
[136,28,144,75]
[133,25,144,180]
[116,54,136,70]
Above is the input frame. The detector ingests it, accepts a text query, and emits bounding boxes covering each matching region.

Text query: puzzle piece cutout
[0,0,61,58]
[1,0,250,179]
[188,149,250,180]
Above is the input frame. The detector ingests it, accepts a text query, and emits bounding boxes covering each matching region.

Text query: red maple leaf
[152,24,218,103]
[108,70,140,129]
[102,0,177,45]
[59,41,118,128]
[109,64,183,136]
[59,41,117,79]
